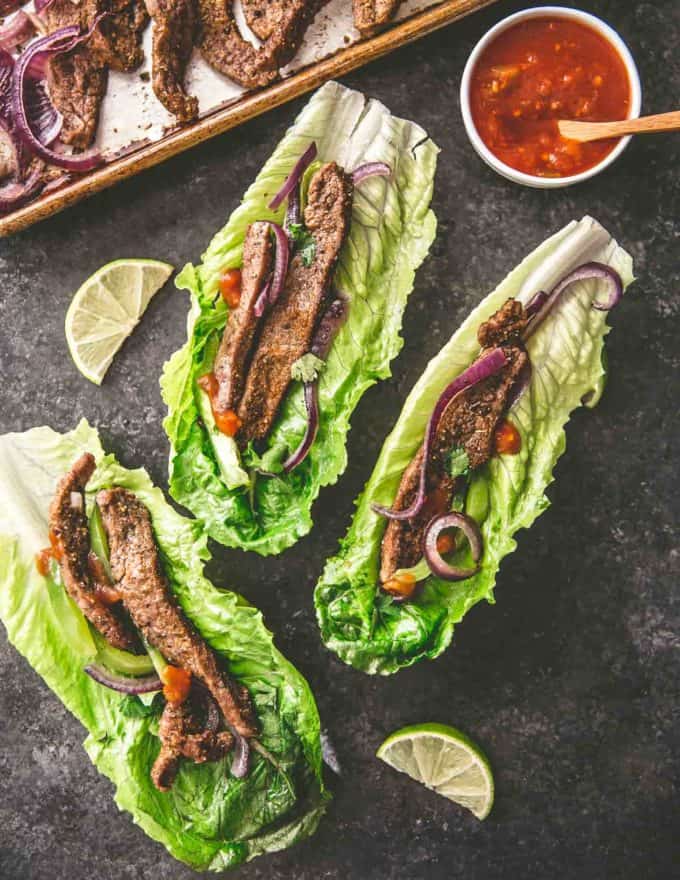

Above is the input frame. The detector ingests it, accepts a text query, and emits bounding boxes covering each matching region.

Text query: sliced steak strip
[353,0,401,35]
[48,453,140,652]
[46,0,108,149]
[145,0,198,123]
[195,0,278,89]
[151,694,234,791]
[236,162,353,443]
[380,300,529,582]
[88,0,149,72]
[242,0,329,67]
[213,221,273,413]
[96,487,259,738]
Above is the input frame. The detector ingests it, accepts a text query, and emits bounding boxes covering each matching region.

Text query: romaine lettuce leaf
[161,81,438,555]
[0,420,328,870]
[315,217,634,674]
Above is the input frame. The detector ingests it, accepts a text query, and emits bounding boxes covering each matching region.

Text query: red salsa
[470,17,631,177]
[197,372,242,437]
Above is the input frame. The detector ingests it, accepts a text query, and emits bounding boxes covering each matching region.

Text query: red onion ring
[230,734,250,778]
[12,23,104,171]
[525,289,548,317]
[34,0,56,12]
[268,141,317,210]
[84,663,162,695]
[372,348,508,521]
[351,162,391,185]
[0,11,36,50]
[282,292,348,473]
[524,262,623,340]
[253,222,288,315]
[0,164,44,212]
[423,512,483,581]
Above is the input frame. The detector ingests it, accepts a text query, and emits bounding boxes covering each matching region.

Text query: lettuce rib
[161,81,439,555]
[315,217,635,675]
[0,420,328,869]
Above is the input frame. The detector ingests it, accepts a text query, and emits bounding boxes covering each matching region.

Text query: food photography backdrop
[0,1,678,878]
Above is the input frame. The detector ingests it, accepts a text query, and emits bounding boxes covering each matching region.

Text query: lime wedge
[377,722,494,820]
[65,258,174,385]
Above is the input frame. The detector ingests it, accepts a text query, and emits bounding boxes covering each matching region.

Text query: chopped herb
[291,353,325,383]
[446,446,470,479]
[288,223,316,267]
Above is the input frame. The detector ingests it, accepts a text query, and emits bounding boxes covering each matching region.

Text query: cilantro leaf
[446,446,470,479]
[291,353,325,383]
[288,223,317,267]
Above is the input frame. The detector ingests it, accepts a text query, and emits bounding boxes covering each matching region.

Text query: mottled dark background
[1,1,678,877]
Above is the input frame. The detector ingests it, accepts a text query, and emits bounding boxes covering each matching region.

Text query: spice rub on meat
[145,0,198,123]
[96,487,258,738]
[353,0,402,36]
[45,0,108,149]
[151,697,234,791]
[48,453,141,652]
[380,299,529,583]
[241,0,329,68]
[213,221,273,413]
[236,162,353,443]
[88,0,149,72]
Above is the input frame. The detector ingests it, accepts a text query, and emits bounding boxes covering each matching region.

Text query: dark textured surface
[1,1,679,877]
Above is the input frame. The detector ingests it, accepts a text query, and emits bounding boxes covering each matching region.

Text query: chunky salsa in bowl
[460,7,641,187]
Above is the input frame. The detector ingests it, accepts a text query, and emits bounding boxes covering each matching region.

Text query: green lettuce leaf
[0,420,328,870]
[161,81,438,555]
[315,217,635,674]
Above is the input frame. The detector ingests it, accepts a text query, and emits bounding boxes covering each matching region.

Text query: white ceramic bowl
[460,6,642,188]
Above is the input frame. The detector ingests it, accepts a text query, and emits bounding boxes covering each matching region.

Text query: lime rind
[376,722,494,820]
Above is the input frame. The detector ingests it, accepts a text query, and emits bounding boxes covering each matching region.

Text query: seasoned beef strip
[242,0,329,67]
[145,0,198,123]
[48,453,140,652]
[236,162,353,443]
[213,221,273,413]
[353,0,401,35]
[195,0,278,89]
[88,0,148,72]
[46,0,108,149]
[96,487,258,738]
[380,300,529,582]
[151,694,234,791]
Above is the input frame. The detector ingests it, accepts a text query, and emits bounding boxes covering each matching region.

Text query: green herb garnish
[288,223,317,267]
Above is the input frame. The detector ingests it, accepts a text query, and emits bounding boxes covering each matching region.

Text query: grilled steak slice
[237,162,353,442]
[151,695,234,791]
[380,300,529,582]
[353,0,401,35]
[96,487,258,738]
[48,454,140,652]
[195,0,277,89]
[213,221,273,413]
[242,0,328,67]
[145,0,198,123]
[88,0,149,72]
[46,0,108,149]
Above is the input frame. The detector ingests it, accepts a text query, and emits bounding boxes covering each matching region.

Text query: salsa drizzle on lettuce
[161,81,438,555]
[315,217,635,675]
[0,420,328,870]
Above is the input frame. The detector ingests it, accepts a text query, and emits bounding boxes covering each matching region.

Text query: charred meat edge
[96,486,258,739]
[353,0,402,35]
[144,0,198,123]
[48,453,141,652]
[213,221,273,413]
[242,0,330,66]
[380,300,530,583]
[152,697,234,791]
[88,0,149,73]
[236,161,354,443]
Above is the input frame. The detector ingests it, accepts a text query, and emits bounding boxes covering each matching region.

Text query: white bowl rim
[459,5,643,189]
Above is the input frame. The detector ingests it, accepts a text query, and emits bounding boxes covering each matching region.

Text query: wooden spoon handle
[559,111,680,143]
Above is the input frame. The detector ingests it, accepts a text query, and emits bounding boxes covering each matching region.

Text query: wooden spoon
[558,111,680,143]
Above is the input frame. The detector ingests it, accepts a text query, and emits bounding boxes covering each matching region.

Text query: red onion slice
[351,162,391,185]
[84,663,162,695]
[26,78,62,145]
[372,348,508,521]
[12,24,104,171]
[34,0,56,12]
[283,292,348,473]
[0,165,44,213]
[253,277,271,317]
[0,0,22,15]
[0,11,36,50]
[266,222,289,306]
[423,512,483,581]
[230,734,250,778]
[268,141,317,210]
[524,262,623,340]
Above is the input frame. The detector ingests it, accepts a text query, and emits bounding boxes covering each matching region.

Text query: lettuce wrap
[0,420,328,870]
[161,81,438,555]
[315,217,635,674]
